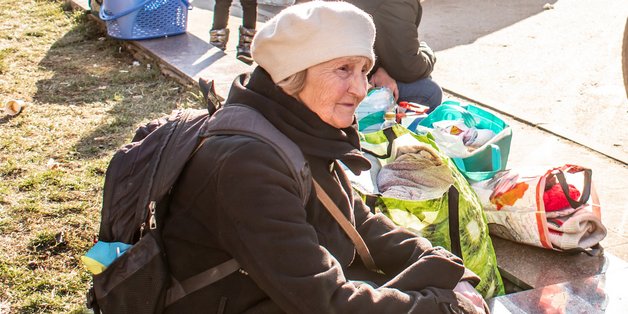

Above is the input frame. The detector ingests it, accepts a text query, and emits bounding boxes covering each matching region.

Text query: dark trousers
[212,0,258,30]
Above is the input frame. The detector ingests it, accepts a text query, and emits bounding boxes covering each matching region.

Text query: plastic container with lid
[380,112,397,129]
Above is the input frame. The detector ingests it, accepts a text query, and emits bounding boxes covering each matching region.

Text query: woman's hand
[369,67,399,101]
[453,281,487,313]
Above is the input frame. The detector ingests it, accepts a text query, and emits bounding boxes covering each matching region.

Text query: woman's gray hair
[276,56,374,97]
[276,70,307,96]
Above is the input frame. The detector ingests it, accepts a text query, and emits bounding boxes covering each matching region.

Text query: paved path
[421,0,628,164]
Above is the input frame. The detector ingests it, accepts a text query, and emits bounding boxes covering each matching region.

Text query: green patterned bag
[349,125,504,298]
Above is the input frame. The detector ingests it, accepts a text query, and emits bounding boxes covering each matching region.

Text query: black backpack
[86,79,311,313]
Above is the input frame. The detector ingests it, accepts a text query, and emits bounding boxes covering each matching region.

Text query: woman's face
[297,56,370,129]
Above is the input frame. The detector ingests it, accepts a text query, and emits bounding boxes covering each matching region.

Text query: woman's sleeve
[211,140,481,313]
[352,192,481,290]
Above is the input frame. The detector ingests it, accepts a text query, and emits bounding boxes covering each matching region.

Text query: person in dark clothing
[210,0,257,64]
[163,2,487,313]
[345,0,443,110]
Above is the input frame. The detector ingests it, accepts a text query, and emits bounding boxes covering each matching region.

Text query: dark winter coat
[162,67,482,313]
[348,0,436,82]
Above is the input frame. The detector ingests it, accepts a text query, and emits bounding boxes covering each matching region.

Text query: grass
[0,0,204,312]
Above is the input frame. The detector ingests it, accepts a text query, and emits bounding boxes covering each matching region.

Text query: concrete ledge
[488,266,628,313]
[491,236,628,290]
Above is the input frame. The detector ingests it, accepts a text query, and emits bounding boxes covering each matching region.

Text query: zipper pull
[139,222,145,239]
[149,201,157,230]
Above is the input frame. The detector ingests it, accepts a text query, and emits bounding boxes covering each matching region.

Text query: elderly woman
[163,1,487,313]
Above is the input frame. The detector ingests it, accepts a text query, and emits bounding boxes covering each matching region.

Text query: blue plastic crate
[100,0,190,40]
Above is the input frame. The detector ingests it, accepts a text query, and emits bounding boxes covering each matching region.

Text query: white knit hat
[251,1,376,83]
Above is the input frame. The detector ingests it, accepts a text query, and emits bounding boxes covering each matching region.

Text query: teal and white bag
[418,101,512,182]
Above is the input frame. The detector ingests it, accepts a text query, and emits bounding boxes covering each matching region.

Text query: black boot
[209,28,229,51]
[236,26,256,65]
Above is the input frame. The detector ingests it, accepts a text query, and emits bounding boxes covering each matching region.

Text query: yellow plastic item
[383,111,396,120]
[80,255,107,275]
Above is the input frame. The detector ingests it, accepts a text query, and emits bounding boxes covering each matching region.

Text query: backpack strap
[166,259,241,306]
[202,104,312,205]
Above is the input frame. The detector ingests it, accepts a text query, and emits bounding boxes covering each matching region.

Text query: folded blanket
[377,145,454,200]
[547,206,607,250]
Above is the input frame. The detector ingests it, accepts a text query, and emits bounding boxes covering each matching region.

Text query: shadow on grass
[32,12,203,161]
[0,115,20,125]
